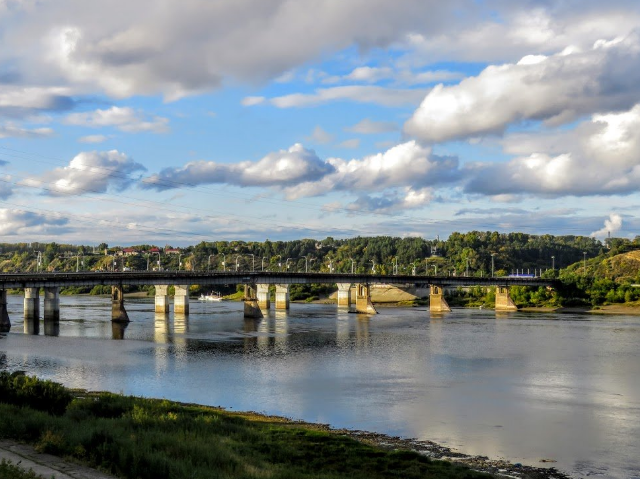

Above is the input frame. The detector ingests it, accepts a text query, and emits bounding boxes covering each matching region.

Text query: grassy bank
[0,372,490,479]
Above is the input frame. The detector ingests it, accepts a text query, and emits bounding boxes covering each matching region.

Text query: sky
[0,0,639,246]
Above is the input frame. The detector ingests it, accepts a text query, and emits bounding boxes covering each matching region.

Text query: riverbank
[0,387,571,479]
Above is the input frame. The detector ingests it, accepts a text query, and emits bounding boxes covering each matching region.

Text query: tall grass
[0,376,491,479]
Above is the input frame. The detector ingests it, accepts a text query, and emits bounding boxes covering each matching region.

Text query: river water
[0,295,638,478]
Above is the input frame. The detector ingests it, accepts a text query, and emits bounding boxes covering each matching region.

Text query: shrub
[0,372,72,416]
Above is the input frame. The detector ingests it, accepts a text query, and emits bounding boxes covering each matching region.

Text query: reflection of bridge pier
[0,290,9,333]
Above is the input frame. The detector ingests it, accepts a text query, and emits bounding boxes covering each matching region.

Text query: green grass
[0,460,46,479]
[0,378,492,479]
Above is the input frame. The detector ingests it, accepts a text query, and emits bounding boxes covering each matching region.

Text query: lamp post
[551,255,555,271]
[286,258,293,271]
[273,255,281,271]
[583,251,587,275]
[349,258,355,274]
[249,254,255,272]
[76,253,84,272]
[304,255,312,273]
[393,257,398,275]
[235,255,240,272]
[35,251,42,272]
[491,253,496,277]
[261,256,268,272]
[155,252,161,271]
[370,261,376,274]
[466,258,469,277]
[208,254,214,271]
[327,260,333,273]
[221,253,226,272]
[178,253,182,271]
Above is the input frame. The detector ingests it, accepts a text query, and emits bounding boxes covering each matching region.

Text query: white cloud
[0,175,14,199]
[0,208,70,236]
[591,213,623,238]
[339,187,434,213]
[241,96,265,106]
[142,143,334,190]
[346,118,397,134]
[405,31,640,142]
[338,138,360,149]
[0,123,53,138]
[307,126,333,145]
[64,106,169,133]
[0,85,74,118]
[268,86,428,108]
[283,140,460,199]
[33,150,146,196]
[1,0,463,100]
[78,134,108,143]
[341,66,462,86]
[465,104,640,197]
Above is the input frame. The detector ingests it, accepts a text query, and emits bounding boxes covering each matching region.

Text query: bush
[0,372,72,416]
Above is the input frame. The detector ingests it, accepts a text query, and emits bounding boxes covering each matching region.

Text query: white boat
[198,292,223,301]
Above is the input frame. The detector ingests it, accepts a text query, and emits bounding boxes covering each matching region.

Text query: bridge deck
[0,271,555,289]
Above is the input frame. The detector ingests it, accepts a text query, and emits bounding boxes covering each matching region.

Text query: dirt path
[0,440,117,479]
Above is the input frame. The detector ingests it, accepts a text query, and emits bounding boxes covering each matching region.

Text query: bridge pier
[495,286,518,311]
[429,285,451,313]
[24,287,40,334]
[44,287,60,323]
[275,284,290,310]
[0,290,10,332]
[257,284,270,309]
[111,284,129,323]
[336,283,352,307]
[244,284,263,319]
[155,285,170,314]
[174,285,190,315]
[355,284,377,314]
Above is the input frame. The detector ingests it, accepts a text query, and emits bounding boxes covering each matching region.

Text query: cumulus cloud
[405,31,640,142]
[346,118,397,134]
[0,208,70,236]
[283,140,460,199]
[400,3,640,65]
[465,104,640,197]
[0,86,74,118]
[338,66,462,85]
[0,0,464,100]
[339,187,434,213]
[64,106,169,133]
[32,150,146,196]
[591,213,623,238]
[142,144,334,190]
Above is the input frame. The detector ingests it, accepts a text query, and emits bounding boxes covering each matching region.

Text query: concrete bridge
[0,271,554,332]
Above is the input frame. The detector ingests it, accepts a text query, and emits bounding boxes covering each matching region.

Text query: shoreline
[167,401,573,479]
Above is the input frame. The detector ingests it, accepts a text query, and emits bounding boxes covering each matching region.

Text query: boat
[198,292,223,301]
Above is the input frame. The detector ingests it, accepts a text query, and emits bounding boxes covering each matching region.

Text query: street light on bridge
[491,253,496,278]
[551,255,555,271]
[208,254,214,271]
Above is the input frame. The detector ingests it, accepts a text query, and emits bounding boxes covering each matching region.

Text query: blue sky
[0,0,639,246]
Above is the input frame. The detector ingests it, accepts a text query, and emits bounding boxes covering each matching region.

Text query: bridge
[0,271,555,333]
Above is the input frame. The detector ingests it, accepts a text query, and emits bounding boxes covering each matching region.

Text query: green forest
[1,231,640,309]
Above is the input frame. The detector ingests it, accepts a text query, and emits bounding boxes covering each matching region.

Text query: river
[1,294,639,478]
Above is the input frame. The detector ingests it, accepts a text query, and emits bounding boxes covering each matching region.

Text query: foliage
[0,386,491,479]
[0,459,46,479]
[0,372,72,416]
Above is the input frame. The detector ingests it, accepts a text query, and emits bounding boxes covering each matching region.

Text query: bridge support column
[111,284,129,323]
[24,287,40,334]
[355,284,377,314]
[336,283,352,307]
[495,286,518,311]
[0,290,10,332]
[275,284,290,310]
[155,285,170,314]
[257,284,270,309]
[44,287,60,323]
[174,285,190,315]
[429,285,451,313]
[244,284,263,319]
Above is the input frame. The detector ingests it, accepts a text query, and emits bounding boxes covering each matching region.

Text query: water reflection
[111,321,128,340]
[44,320,60,337]
[1,296,639,478]
[24,317,39,335]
